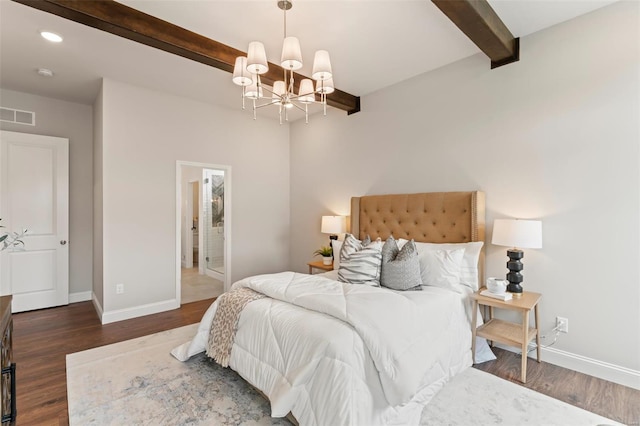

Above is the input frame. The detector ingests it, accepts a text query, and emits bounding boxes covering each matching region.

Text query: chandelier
[231,0,334,124]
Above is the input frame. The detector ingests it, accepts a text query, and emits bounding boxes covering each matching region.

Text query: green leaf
[313,246,333,257]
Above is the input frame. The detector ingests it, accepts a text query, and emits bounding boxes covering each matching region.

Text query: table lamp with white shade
[321,215,346,247]
[491,219,542,297]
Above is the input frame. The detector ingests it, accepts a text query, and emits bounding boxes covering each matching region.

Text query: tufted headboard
[350,191,486,286]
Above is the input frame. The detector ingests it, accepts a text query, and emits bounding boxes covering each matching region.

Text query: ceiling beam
[431,0,519,69]
[12,0,361,114]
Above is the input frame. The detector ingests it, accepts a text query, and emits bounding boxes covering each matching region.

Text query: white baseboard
[205,268,224,281]
[69,291,92,303]
[100,298,180,325]
[495,343,640,390]
[92,292,104,321]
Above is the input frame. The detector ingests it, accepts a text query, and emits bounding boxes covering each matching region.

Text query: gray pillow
[380,236,422,291]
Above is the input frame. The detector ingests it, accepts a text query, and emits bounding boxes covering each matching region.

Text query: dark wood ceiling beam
[431,0,519,69]
[12,0,360,114]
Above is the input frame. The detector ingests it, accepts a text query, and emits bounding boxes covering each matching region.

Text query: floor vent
[0,107,35,126]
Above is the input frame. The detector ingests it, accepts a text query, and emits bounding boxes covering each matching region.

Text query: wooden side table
[307,260,333,274]
[471,290,542,383]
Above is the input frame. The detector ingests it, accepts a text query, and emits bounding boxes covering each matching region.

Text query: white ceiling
[0,0,617,118]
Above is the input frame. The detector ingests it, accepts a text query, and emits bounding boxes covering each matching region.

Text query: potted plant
[314,246,333,265]
[0,219,26,252]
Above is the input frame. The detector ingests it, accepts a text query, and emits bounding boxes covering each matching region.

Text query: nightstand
[471,290,541,383]
[307,260,333,274]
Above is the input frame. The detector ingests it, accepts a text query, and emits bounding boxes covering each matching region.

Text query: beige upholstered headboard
[350,191,486,287]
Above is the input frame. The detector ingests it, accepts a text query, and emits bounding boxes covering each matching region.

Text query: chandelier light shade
[231,0,336,124]
[247,42,269,75]
[298,79,315,104]
[272,80,286,100]
[245,78,263,100]
[232,57,252,86]
[316,77,335,94]
[281,36,303,70]
[311,50,333,81]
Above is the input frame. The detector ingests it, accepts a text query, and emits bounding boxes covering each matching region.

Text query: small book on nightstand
[480,290,513,301]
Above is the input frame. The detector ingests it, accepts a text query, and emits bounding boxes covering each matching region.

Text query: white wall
[93,85,104,310]
[0,89,93,301]
[289,1,639,385]
[97,78,290,320]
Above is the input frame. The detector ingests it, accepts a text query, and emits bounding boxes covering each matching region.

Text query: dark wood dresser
[0,296,15,424]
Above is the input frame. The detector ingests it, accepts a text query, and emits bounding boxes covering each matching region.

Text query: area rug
[67,324,620,426]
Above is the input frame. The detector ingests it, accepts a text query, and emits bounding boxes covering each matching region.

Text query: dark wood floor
[13,300,640,426]
[474,349,639,425]
[13,299,213,425]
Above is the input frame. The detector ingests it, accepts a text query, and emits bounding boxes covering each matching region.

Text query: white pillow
[332,239,343,270]
[419,248,465,292]
[399,240,484,291]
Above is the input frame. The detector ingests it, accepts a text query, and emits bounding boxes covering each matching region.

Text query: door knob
[60,240,67,245]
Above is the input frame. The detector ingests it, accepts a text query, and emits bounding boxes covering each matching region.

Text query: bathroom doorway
[176,162,231,304]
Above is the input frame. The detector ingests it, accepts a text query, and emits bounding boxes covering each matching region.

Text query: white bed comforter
[172,271,472,425]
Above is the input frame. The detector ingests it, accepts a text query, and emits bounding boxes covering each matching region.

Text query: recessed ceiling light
[37,68,54,78]
[40,31,63,43]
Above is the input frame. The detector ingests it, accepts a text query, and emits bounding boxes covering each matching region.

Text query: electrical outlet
[116,283,124,294]
[556,316,569,333]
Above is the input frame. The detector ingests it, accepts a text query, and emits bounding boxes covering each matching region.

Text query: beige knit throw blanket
[207,287,267,367]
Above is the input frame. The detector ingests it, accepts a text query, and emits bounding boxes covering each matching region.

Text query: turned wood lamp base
[506,249,524,297]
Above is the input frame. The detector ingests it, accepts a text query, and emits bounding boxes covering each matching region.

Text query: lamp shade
[492,219,542,249]
[272,80,286,102]
[316,77,335,94]
[245,78,263,100]
[281,36,303,70]
[321,216,346,234]
[298,79,315,104]
[232,57,252,86]
[247,41,269,75]
[312,50,332,81]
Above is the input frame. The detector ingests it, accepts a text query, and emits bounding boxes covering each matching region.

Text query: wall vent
[0,107,35,126]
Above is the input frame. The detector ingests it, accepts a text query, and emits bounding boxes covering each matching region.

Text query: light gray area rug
[67,324,620,426]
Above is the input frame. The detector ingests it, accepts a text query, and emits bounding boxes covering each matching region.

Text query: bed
[172,191,486,425]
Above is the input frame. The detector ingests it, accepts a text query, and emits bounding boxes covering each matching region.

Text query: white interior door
[0,131,69,312]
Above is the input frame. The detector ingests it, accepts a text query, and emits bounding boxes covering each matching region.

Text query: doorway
[176,161,231,305]
[0,131,69,312]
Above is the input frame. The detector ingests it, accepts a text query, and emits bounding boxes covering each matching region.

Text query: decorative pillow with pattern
[338,233,382,286]
[380,236,422,291]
